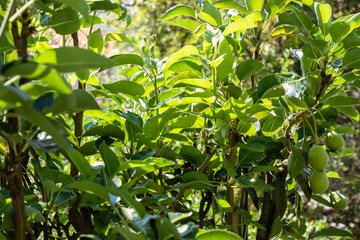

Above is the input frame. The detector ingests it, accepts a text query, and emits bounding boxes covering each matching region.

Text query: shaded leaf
[103,81,145,96]
[69,180,109,201]
[99,142,120,179]
[313,228,355,239]
[68,149,94,179]
[236,60,264,81]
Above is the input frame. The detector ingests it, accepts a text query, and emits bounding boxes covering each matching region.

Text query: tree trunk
[9,156,27,240]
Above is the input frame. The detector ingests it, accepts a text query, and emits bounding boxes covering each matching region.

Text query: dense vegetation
[0,0,359,239]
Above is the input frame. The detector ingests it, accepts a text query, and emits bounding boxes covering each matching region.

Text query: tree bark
[226,129,238,234]
[8,154,27,240]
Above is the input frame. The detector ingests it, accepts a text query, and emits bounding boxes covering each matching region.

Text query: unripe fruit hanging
[310,170,329,194]
[308,145,328,170]
[330,191,348,211]
[326,131,345,152]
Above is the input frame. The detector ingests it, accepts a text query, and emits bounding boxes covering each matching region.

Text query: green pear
[308,145,328,170]
[326,131,345,152]
[330,191,348,211]
[310,170,329,194]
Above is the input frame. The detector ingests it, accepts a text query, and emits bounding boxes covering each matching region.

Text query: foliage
[0,0,359,240]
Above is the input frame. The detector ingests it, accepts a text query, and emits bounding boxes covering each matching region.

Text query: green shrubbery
[0,0,359,239]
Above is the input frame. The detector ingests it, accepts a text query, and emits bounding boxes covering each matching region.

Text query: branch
[170,149,217,210]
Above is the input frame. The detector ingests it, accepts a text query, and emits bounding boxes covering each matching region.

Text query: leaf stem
[0,0,16,42]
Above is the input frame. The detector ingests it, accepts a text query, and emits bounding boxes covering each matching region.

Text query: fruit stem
[303,117,318,145]
[310,113,319,145]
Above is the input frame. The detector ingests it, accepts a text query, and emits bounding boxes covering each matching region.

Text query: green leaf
[110,189,146,218]
[162,45,200,71]
[334,71,360,85]
[212,0,247,13]
[90,1,127,19]
[236,176,275,190]
[88,28,104,54]
[181,171,210,190]
[170,115,205,129]
[315,3,332,38]
[330,21,351,43]
[292,6,315,34]
[51,8,81,35]
[217,36,233,82]
[287,97,307,110]
[314,228,355,239]
[236,60,264,81]
[0,85,29,109]
[83,124,125,140]
[262,116,283,137]
[172,79,212,90]
[110,54,144,66]
[214,197,233,212]
[302,40,331,59]
[269,217,282,239]
[238,138,266,164]
[103,80,145,96]
[266,0,292,19]
[232,109,257,123]
[54,0,89,21]
[199,3,222,26]
[68,149,94,179]
[159,4,196,21]
[25,207,46,222]
[245,10,266,25]
[274,13,302,28]
[167,19,201,32]
[258,74,294,99]
[223,19,257,36]
[196,229,243,240]
[69,180,109,201]
[53,89,99,115]
[271,26,296,38]
[347,13,360,31]
[335,126,357,135]
[99,142,120,179]
[311,195,332,207]
[323,95,360,108]
[2,60,71,94]
[244,0,264,11]
[168,60,202,76]
[327,171,340,178]
[16,104,69,150]
[37,47,115,72]
[113,225,147,240]
[144,115,168,140]
[336,106,359,124]
[306,71,321,98]
[105,33,133,44]
[343,31,360,50]
[180,145,206,166]
[343,48,360,69]
[287,148,306,179]
[250,166,280,173]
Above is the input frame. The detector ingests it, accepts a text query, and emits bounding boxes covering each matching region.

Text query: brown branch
[170,149,217,210]
[226,129,238,234]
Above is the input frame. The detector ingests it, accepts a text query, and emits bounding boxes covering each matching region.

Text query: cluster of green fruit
[308,131,348,210]
[303,131,347,210]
